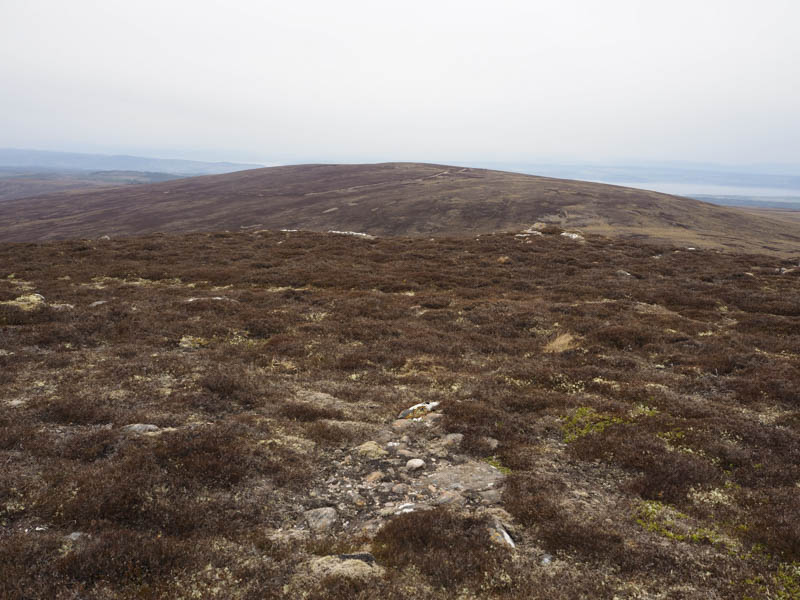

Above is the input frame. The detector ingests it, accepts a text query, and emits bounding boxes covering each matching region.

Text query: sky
[1,0,799,166]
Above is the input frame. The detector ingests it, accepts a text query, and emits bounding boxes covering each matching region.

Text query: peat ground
[1,229,799,598]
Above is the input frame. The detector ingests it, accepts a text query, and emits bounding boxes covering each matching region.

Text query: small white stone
[398,401,440,419]
[123,423,160,434]
[406,458,425,471]
[396,503,416,514]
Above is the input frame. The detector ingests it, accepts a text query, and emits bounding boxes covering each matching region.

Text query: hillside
[0,169,180,202]
[1,163,799,255]
[1,229,799,598]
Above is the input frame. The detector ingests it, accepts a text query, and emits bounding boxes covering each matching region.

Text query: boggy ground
[1,228,799,599]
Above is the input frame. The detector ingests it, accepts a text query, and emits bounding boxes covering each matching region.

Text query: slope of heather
[1,162,798,255]
[1,229,799,598]
[0,169,180,202]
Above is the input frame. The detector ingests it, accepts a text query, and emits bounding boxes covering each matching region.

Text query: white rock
[50,303,74,311]
[398,401,440,419]
[123,423,160,434]
[488,522,516,548]
[327,230,376,240]
[406,458,425,471]
[185,296,234,302]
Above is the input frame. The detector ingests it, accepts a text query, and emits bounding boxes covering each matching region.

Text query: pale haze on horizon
[1,0,799,167]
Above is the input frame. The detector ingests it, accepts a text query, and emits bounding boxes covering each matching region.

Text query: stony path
[270,395,520,590]
[295,397,516,546]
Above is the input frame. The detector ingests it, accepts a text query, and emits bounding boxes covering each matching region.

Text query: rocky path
[274,393,518,586]
[301,401,512,535]
[118,391,520,593]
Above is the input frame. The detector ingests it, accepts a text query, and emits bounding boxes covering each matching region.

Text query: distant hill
[0,148,263,175]
[0,168,181,202]
[476,160,800,190]
[0,162,798,255]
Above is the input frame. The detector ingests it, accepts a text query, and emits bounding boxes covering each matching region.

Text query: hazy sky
[2,0,799,165]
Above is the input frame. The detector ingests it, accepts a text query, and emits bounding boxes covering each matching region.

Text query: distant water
[600,181,800,198]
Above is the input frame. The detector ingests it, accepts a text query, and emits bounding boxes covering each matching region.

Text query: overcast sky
[1,0,799,166]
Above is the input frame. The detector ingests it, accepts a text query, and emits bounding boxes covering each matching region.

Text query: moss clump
[561,407,625,443]
[656,429,686,444]
[773,563,800,599]
[636,500,727,547]
[484,456,512,475]
[745,562,800,600]
[630,404,659,418]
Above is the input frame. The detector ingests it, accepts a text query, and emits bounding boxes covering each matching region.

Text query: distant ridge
[0,162,798,255]
[0,148,263,176]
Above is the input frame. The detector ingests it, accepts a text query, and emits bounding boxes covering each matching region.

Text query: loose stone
[406,458,425,471]
[397,401,440,419]
[304,507,338,533]
[433,490,466,506]
[123,423,160,434]
[391,483,409,494]
[355,441,388,459]
[364,470,384,484]
[479,489,503,505]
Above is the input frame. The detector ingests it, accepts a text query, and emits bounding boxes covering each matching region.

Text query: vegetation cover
[1,228,799,598]
[2,163,799,258]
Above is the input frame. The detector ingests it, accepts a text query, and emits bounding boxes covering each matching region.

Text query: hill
[1,229,799,598]
[1,162,799,255]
